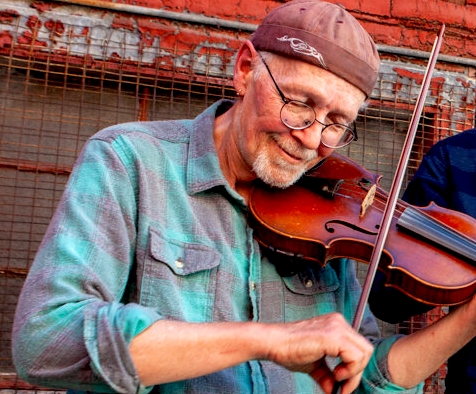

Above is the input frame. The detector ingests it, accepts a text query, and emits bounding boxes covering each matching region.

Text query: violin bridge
[360,184,376,217]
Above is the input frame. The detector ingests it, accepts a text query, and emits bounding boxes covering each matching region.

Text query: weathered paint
[0,0,475,129]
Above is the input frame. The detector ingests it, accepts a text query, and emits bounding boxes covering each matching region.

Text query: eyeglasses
[257,52,358,149]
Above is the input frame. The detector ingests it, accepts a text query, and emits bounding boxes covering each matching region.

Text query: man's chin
[257,169,304,189]
[253,152,308,188]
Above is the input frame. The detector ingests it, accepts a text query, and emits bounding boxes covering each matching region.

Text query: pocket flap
[149,228,220,275]
[282,264,340,295]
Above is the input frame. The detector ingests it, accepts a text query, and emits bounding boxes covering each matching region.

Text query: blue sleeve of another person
[403,128,476,216]
[369,128,476,393]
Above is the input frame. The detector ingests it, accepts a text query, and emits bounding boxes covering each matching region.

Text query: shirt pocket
[140,227,221,322]
[281,264,341,320]
[282,264,340,296]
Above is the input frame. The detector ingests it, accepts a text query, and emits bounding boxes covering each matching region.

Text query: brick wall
[90,0,476,59]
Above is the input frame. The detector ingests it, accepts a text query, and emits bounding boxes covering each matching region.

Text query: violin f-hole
[325,219,379,235]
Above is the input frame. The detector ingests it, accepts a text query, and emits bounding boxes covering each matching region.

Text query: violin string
[335,182,408,212]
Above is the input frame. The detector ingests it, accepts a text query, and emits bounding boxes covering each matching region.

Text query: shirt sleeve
[12,134,161,394]
[360,337,424,393]
[402,144,450,208]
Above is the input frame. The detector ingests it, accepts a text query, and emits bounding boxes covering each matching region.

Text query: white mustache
[273,134,318,162]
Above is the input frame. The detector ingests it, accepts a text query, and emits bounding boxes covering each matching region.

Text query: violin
[248,151,476,307]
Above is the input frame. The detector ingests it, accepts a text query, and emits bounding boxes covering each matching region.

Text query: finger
[339,372,364,394]
[310,363,363,394]
[309,362,335,394]
[332,343,373,382]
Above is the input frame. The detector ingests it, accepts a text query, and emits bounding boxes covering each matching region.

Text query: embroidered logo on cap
[277,35,327,69]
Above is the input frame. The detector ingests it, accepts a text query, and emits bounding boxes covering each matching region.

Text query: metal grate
[1,3,476,393]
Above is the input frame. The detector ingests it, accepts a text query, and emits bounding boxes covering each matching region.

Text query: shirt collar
[186,99,238,197]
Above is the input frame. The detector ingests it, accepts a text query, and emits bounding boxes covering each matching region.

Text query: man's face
[238,55,366,189]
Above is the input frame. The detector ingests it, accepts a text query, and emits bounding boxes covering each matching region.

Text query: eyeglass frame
[256,52,358,149]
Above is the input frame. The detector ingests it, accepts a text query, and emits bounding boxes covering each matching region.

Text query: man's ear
[233,40,257,92]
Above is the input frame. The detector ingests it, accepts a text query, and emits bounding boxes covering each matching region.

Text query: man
[12,1,476,394]
[370,128,476,393]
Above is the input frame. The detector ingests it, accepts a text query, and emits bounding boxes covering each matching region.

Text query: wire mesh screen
[1,4,476,393]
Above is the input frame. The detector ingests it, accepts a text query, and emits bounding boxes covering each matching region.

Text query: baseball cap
[251,0,380,97]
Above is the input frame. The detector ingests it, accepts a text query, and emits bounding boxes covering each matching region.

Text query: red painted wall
[102,0,476,59]
[3,0,473,81]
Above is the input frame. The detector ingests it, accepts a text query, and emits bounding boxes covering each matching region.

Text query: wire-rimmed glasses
[257,52,358,149]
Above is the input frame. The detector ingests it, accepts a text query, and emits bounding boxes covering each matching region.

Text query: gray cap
[251,0,380,97]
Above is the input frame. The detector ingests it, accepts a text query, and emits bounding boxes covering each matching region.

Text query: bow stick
[332,24,445,394]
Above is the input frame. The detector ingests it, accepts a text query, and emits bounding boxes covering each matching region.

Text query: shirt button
[305,279,314,288]
[175,259,184,269]
[250,281,256,290]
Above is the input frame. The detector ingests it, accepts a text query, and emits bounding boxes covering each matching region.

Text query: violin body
[248,153,476,307]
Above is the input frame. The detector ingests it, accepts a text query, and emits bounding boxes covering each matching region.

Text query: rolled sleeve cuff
[361,336,424,393]
[84,302,162,394]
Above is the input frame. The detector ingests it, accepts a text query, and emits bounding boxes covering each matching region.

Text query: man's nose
[290,120,323,151]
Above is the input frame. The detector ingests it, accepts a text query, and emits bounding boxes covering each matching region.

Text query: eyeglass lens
[280,101,356,148]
